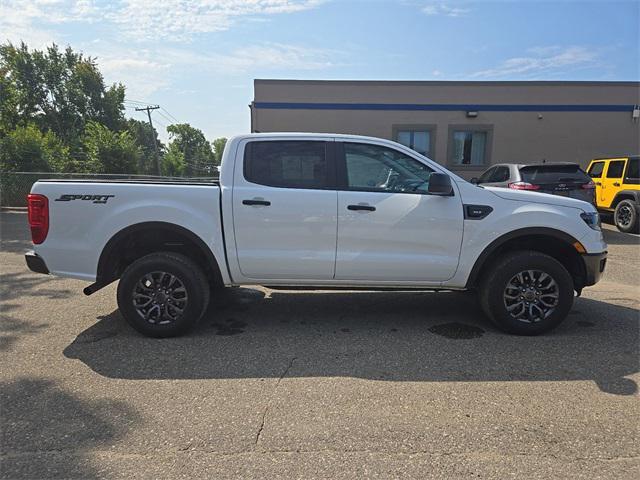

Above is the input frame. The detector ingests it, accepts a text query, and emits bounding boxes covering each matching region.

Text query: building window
[451,130,488,166]
[395,129,432,157]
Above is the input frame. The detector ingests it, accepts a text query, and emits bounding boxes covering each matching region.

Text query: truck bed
[30,180,226,282]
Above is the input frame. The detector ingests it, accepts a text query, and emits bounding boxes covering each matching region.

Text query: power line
[125,99,154,106]
[156,110,174,125]
[160,107,180,123]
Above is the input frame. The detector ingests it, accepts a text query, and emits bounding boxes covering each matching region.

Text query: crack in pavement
[254,356,296,448]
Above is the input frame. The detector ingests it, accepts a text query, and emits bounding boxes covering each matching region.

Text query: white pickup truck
[26,133,607,337]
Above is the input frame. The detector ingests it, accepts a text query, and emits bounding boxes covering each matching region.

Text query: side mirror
[470,177,479,184]
[428,173,454,196]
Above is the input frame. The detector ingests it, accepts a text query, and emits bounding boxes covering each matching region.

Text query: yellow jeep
[586,156,639,233]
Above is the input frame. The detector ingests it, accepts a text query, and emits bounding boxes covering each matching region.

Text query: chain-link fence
[0,172,219,207]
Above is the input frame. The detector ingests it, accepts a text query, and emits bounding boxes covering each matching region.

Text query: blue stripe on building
[253,102,635,112]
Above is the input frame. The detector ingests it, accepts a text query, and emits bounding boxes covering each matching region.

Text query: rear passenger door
[232,139,338,280]
[601,159,627,208]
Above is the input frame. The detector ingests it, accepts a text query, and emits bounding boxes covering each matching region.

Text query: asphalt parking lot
[1,210,638,479]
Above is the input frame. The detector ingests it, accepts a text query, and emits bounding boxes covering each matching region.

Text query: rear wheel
[117,252,210,338]
[479,251,574,335]
[614,200,639,233]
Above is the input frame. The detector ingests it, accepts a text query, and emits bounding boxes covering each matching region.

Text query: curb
[1,207,27,211]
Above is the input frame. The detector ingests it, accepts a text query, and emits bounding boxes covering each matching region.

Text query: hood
[483,186,595,211]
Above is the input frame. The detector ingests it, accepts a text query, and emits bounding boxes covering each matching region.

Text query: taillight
[27,194,49,244]
[508,182,540,190]
[581,181,596,189]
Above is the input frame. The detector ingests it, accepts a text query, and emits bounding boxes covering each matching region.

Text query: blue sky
[2,0,638,142]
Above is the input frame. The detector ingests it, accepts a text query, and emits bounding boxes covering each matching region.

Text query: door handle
[595,182,601,186]
[613,182,621,187]
[347,204,376,212]
[242,199,271,206]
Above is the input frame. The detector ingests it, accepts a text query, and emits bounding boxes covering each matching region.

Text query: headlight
[580,211,601,231]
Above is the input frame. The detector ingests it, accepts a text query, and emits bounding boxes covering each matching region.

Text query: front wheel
[614,200,639,233]
[479,251,574,335]
[117,252,210,338]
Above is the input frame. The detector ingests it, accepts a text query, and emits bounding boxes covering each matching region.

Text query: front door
[587,160,606,205]
[232,139,337,280]
[601,159,627,208]
[334,142,464,283]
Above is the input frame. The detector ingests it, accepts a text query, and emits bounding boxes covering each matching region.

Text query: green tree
[165,123,215,176]
[162,143,186,176]
[125,118,164,174]
[0,65,20,137]
[0,123,69,172]
[0,42,125,145]
[212,137,227,166]
[81,121,140,174]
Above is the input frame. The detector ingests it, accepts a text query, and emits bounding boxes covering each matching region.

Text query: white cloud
[108,0,324,41]
[98,55,172,97]
[0,0,324,44]
[422,2,470,17]
[209,43,334,72]
[471,46,599,78]
[90,41,334,100]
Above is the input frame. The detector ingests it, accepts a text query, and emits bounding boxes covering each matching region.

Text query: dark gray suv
[472,163,596,205]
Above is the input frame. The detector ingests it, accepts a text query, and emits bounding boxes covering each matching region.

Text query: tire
[614,200,639,233]
[479,251,574,335]
[117,252,210,338]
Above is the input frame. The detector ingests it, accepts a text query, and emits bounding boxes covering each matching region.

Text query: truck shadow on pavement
[64,288,639,396]
[0,377,140,479]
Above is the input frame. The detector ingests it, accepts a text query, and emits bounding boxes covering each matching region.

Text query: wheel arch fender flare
[465,227,583,289]
[612,190,640,207]
[96,221,223,287]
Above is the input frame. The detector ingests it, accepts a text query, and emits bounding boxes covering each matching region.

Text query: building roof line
[254,79,640,87]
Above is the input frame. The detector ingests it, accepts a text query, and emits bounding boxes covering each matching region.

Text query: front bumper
[25,250,50,275]
[581,251,607,287]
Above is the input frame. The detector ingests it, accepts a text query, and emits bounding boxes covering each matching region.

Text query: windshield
[519,165,590,184]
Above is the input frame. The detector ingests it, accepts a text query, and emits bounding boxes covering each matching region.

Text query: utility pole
[135,105,161,175]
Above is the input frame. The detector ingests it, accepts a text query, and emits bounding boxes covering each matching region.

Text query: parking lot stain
[390,328,398,332]
[210,319,247,336]
[428,322,485,339]
[577,320,595,327]
[340,328,351,333]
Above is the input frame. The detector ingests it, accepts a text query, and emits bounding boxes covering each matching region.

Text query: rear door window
[587,162,605,178]
[244,141,330,189]
[606,160,626,179]
[624,157,639,184]
[519,165,590,184]
[477,167,495,183]
[489,166,510,183]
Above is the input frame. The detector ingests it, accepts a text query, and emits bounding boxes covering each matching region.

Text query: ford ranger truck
[25,133,608,337]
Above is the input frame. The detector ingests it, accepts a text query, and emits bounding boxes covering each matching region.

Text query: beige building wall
[251,80,640,178]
